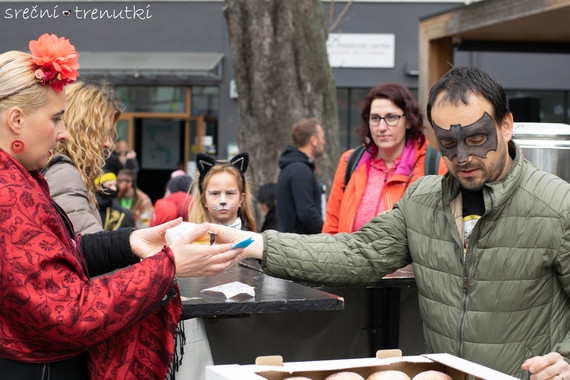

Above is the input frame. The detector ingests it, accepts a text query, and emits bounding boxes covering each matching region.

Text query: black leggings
[0,355,87,380]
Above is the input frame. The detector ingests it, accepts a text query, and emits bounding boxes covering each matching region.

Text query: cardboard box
[206,350,520,380]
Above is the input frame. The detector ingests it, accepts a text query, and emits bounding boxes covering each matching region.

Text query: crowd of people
[0,33,243,380]
[209,66,570,380]
[0,33,567,380]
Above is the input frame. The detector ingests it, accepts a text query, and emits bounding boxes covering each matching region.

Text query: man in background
[276,117,326,234]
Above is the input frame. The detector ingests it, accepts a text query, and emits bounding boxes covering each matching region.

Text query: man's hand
[522,352,570,380]
[169,223,243,277]
[130,218,183,259]
[206,223,264,262]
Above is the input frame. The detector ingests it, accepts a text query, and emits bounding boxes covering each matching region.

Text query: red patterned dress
[0,149,181,379]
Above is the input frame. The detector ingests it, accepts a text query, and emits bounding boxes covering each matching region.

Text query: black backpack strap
[424,144,441,175]
[343,145,366,191]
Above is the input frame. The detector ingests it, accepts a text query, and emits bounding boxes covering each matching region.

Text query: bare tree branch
[328,0,353,34]
[328,0,335,33]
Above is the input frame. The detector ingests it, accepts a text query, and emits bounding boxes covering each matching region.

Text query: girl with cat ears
[188,152,256,231]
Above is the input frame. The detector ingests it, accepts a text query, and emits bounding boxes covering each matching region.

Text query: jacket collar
[47,152,72,165]
[279,145,315,170]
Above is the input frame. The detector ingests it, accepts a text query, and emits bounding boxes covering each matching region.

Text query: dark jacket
[104,151,140,176]
[103,151,123,176]
[261,207,278,232]
[262,142,570,378]
[276,145,323,234]
[96,185,136,231]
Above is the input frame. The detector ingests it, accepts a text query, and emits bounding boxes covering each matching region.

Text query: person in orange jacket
[323,83,447,234]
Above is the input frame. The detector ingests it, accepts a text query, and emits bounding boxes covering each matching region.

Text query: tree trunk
[223,0,340,226]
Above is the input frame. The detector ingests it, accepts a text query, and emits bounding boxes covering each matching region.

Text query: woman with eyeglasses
[322,82,446,234]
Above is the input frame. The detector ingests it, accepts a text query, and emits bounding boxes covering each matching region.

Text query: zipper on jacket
[457,272,469,357]
[441,196,468,357]
[441,180,494,358]
[457,189,494,356]
[456,215,484,358]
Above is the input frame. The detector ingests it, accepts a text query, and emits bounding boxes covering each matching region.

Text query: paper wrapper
[200,281,255,299]
[165,222,211,245]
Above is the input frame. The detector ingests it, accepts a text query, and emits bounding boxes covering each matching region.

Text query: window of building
[111,85,219,202]
[191,86,219,116]
[114,86,186,113]
[115,119,129,143]
[191,86,220,154]
[337,88,570,153]
[337,87,419,153]
[337,87,371,152]
[506,90,569,123]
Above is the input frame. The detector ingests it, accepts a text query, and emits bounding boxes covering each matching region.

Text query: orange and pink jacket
[322,139,447,234]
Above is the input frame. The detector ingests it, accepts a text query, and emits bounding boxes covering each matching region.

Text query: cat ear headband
[196,152,249,193]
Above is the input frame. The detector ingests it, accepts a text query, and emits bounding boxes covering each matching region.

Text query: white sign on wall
[326,33,395,68]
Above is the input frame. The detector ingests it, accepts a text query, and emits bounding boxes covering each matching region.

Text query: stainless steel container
[512,122,570,182]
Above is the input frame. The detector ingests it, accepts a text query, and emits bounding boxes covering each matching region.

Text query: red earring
[10,137,25,154]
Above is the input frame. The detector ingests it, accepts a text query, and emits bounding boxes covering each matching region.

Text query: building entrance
[117,113,205,203]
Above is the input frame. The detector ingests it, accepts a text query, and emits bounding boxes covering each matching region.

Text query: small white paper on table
[200,281,255,299]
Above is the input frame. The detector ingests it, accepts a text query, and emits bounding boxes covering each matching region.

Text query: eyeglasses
[367,113,405,127]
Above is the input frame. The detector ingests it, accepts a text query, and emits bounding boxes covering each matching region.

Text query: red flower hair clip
[29,33,80,92]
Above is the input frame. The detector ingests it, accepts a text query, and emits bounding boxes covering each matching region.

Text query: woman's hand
[206,223,264,261]
[169,223,243,277]
[130,218,183,259]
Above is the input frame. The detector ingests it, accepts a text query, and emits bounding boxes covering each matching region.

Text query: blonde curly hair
[189,164,256,231]
[54,81,121,206]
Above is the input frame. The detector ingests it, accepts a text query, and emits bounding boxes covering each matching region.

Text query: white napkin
[200,281,255,299]
[165,222,199,245]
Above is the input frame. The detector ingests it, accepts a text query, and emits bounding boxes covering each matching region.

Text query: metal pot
[512,122,570,182]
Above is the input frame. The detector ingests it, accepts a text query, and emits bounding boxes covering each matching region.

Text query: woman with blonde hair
[42,80,121,234]
[0,33,243,379]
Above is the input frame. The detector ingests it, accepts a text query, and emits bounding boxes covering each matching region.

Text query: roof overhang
[77,51,224,85]
[418,0,570,147]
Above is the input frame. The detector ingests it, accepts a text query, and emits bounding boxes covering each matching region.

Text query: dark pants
[0,355,87,380]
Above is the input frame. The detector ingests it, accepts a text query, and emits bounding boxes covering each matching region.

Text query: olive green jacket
[262,142,570,378]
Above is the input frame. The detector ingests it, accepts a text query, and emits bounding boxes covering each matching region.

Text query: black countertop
[177,260,345,319]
